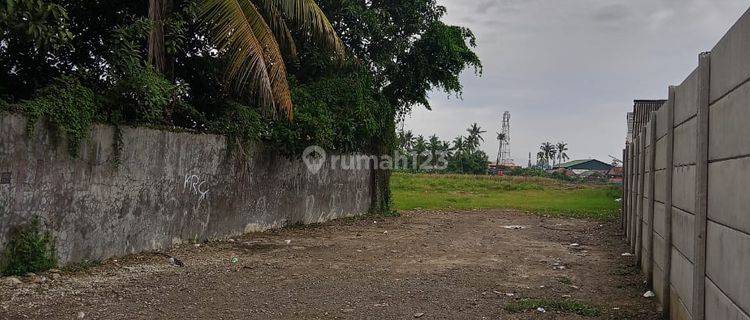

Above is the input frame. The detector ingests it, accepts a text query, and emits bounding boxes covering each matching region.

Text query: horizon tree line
[536,142,570,168]
[397,123,489,175]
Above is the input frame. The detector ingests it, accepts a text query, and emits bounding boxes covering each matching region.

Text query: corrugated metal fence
[622,8,750,320]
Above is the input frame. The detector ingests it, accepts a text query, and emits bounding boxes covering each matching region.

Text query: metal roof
[555,159,614,170]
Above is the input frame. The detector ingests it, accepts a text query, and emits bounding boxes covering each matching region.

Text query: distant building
[608,167,624,184]
[627,100,666,143]
[553,159,614,175]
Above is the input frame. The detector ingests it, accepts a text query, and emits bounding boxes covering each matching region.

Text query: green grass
[504,298,601,317]
[391,173,620,219]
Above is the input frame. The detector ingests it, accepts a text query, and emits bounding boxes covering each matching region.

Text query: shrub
[20,77,100,157]
[1,217,57,276]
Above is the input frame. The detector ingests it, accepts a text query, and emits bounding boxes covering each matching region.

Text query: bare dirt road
[0,210,658,319]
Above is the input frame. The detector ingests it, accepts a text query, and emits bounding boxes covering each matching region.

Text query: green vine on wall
[112,125,124,168]
[17,77,100,158]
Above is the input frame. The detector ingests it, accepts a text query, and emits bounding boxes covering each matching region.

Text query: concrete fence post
[636,127,646,261]
[661,86,676,317]
[632,138,641,252]
[692,52,711,320]
[629,141,636,246]
[625,145,632,241]
[622,143,630,238]
[622,147,628,231]
[646,112,657,288]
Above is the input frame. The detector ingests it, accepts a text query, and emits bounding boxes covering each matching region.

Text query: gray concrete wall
[622,7,750,320]
[0,113,374,265]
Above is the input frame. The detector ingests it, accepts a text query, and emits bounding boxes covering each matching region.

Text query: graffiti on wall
[183,174,209,207]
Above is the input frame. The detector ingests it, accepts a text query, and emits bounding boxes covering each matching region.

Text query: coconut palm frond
[271,0,346,58]
[201,0,292,118]
[255,0,298,59]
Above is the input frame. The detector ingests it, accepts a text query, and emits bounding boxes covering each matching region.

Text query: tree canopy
[1,0,481,160]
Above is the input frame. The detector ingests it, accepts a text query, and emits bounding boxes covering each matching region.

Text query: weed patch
[1,217,57,276]
[61,260,101,273]
[504,298,601,317]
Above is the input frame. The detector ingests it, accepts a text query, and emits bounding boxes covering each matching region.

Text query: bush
[209,102,265,152]
[1,217,57,276]
[20,77,100,157]
[108,63,180,125]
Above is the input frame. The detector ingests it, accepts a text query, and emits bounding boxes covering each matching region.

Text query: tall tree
[539,142,557,167]
[466,123,486,151]
[148,0,169,73]
[397,130,415,151]
[496,132,507,166]
[452,136,466,173]
[428,134,441,168]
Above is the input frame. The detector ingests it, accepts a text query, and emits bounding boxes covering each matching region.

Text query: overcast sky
[403,0,749,166]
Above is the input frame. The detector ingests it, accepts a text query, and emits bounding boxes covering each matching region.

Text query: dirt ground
[0,210,659,319]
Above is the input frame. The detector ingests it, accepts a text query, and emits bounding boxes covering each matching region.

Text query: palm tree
[147,0,346,118]
[413,135,427,171]
[539,142,557,167]
[536,151,546,166]
[466,123,486,151]
[452,136,466,173]
[441,140,452,158]
[496,132,507,166]
[398,130,415,152]
[556,142,569,165]
[428,135,442,168]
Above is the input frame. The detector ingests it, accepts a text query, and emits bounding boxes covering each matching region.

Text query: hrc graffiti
[183,174,209,206]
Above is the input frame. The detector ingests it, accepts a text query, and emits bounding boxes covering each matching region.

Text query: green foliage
[385,22,481,110]
[111,125,124,168]
[504,299,601,317]
[1,217,57,276]
[314,0,481,115]
[397,123,490,175]
[266,71,384,156]
[108,63,180,125]
[508,168,577,182]
[0,0,73,99]
[0,0,73,48]
[209,102,264,153]
[105,20,183,125]
[0,0,480,216]
[20,77,100,157]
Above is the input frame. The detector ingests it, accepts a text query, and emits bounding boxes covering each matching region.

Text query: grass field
[391,172,621,219]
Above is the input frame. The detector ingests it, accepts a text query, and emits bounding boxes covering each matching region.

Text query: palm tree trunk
[148,0,168,73]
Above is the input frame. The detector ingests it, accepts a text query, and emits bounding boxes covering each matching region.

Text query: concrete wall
[622,7,750,320]
[0,114,374,265]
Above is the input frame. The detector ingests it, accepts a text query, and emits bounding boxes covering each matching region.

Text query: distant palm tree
[428,135,442,168]
[556,142,570,165]
[452,136,467,173]
[452,136,466,153]
[536,151,546,167]
[466,123,486,151]
[540,142,557,167]
[398,130,415,151]
[496,132,507,166]
[413,135,427,171]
